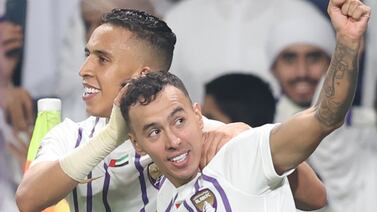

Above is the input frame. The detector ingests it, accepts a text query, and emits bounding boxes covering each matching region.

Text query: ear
[193,103,204,130]
[129,133,147,155]
[139,66,152,77]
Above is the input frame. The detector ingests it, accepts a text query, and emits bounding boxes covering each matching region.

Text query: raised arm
[270,0,371,174]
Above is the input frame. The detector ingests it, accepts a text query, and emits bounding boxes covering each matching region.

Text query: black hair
[101,9,176,70]
[120,71,190,126]
[205,73,276,127]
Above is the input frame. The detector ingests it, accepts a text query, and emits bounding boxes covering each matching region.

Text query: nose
[79,57,94,78]
[165,129,181,150]
[296,56,309,78]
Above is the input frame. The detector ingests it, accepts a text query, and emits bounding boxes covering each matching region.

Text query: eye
[84,51,89,57]
[306,52,326,64]
[175,117,185,127]
[281,53,297,64]
[148,129,160,137]
[98,56,108,64]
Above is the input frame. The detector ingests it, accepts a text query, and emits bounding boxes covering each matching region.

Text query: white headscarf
[266,2,336,68]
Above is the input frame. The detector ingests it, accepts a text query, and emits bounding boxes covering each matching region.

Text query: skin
[16,22,247,211]
[18,0,369,208]
[80,24,153,118]
[272,44,330,107]
[129,86,204,187]
[130,0,370,206]
[16,24,155,211]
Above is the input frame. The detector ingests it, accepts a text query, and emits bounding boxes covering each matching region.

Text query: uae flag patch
[109,154,129,167]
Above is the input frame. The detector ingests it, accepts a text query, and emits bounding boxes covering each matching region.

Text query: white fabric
[33,116,157,212]
[0,0,5,17]
[0,110,19,212]
[157,124,296,212]
[274,96,304,123]
[22,0,80,98]
[165,0,323,103]
[32,115,221,211]
[308,107,377,212]
[361,0,377,108]
[59,105,127,182]
[266,6,335,68]
[55,4,87,121]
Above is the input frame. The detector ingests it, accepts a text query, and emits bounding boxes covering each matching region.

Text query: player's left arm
[270,0,371,174]
[288,162,327,210]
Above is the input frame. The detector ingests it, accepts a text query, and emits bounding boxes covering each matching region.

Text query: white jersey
[157,124,295,212]
[32,116,222,212]
[33,116,158,212]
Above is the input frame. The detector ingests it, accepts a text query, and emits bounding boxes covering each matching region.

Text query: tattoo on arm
[315,42,358,127]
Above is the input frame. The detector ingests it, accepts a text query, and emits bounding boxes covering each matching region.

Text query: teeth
[170,152,188,163]
[83,87,100,97]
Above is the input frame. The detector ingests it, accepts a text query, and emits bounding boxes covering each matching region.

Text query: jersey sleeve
[205,124,292,195]
[31,119,79,166]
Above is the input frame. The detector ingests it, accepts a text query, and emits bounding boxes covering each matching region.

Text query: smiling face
[128,85,204,187]
[79,24,149,117]
[272,44,330,107]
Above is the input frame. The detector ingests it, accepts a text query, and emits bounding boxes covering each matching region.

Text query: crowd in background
[0,0,376,211]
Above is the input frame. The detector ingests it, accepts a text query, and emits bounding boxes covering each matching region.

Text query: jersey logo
[147,162,162,189]
[109,154,129,167]
[190,188,217,212]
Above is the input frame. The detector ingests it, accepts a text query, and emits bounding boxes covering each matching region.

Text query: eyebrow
[84,47,112,59]
[141,106,185,132]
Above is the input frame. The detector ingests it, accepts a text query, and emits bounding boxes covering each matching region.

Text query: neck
[170,168,200,188]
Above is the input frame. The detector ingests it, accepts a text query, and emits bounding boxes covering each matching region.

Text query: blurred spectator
[308,79,377,212]
[362,0,377,108]
[150,0,184,17]
[81,0,155,41]
[164,0,324,103]
[202,73,275,127]
[0,0,33,134]
[0,0,29,210]
[266,4,335,122]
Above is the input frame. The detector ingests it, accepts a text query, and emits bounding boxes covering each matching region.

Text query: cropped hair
[120,71,190,126]
[101,9,176,70]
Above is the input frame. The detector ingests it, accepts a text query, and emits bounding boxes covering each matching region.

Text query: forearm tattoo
[315,42,358,127]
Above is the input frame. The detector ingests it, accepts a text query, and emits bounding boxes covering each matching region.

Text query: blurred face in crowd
[129,86,204,187]
[202,95,231,124]
[79,24,149,118]
[272,44,330,107]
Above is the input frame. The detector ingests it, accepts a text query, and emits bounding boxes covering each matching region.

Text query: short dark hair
[205,73,276,127]
[120,71,190,127]
[101,9,176,70]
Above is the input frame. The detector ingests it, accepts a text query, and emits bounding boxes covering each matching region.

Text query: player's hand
[0,86,34,133]
[200,122,250,169]
[328,0,371,43]
[114,82,130,107]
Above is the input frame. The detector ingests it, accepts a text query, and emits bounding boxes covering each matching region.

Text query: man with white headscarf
[164,0,325,104]
[266,5,336,122]
[266,5,377,211]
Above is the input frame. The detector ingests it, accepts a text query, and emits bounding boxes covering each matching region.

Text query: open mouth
[168,151,189,164]
[83,86,100,98]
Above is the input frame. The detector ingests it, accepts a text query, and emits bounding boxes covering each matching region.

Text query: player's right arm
[17,104,128,211]
[16,160,78,211]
